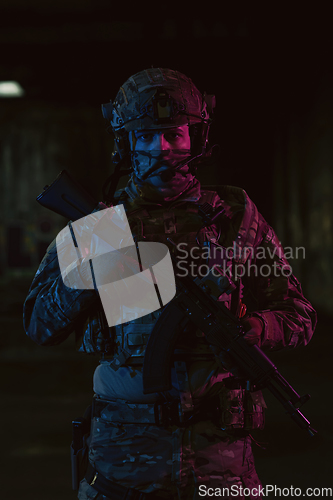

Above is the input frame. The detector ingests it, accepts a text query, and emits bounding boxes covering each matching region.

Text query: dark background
[0,3,332,499]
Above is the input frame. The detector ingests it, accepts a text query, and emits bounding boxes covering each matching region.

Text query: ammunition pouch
[219,380,266,431]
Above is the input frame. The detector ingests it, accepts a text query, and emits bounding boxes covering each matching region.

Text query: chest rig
[77,187,266,431]
[106,189,243,365]
[76,189,244,359]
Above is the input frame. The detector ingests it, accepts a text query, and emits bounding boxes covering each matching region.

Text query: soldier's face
[133,125,191,151]
[129,125,195,199]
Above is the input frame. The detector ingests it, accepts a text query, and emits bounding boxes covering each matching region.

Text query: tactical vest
[75,185,269,359]
[75,186,266,431]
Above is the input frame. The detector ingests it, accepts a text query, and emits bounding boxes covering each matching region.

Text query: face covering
[131,149,192,181]
[129,149,198,202]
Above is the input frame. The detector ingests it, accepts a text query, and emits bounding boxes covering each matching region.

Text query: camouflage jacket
[23,183,317,427]
[23,183,316,355]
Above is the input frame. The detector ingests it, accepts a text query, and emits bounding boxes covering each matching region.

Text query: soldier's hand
[213,316,264,377]
[241,316,264,347]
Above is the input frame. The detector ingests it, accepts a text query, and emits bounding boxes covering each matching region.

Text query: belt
[93,396,222,427]
[85,463,168,499]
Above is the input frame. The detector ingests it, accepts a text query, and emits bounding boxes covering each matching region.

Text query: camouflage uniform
[24,181,316,499]
[24,68,316,499]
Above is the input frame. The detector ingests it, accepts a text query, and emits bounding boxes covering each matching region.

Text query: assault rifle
[36,170,317,437]
[142,263,317,437]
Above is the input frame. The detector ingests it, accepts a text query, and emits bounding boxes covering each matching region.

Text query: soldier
[23,68,317,499]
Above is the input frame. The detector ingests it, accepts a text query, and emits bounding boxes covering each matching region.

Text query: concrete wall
[273,73,333,314]
[0,101,113,277]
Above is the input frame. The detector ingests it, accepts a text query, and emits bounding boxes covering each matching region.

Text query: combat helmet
[102,68,216,158]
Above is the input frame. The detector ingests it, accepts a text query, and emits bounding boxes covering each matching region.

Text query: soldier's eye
[137,134,154,142]
[165,133,180,141]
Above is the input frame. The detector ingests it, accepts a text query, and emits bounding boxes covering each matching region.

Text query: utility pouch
[219,384,266,431]
[71,406,92,490]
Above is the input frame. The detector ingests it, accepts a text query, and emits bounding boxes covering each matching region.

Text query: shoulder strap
[202,185,264,264]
